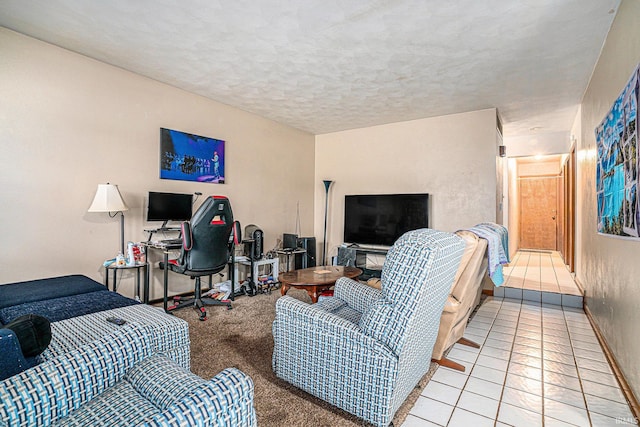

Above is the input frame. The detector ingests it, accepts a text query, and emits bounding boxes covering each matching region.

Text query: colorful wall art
[160,128,225,184]
[595,63,639,238]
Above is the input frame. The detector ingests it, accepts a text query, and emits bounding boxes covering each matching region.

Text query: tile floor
[497,251,583,308]
[402,296,637,426]
[503,251,581,295]
[402,251,638,426]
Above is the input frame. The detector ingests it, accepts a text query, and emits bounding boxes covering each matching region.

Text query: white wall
[576,0,640,399]
[571,107,583,276]
[504,131,571,158]
[518,157,562,176]
[314,109,498,261]
[0,28,315,299]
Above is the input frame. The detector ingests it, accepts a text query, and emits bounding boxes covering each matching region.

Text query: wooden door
[519,176,558,250]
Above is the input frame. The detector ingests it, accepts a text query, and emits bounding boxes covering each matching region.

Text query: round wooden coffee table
[279,265,363,303]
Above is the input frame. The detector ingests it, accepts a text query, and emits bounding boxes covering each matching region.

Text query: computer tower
[295,237,316,269]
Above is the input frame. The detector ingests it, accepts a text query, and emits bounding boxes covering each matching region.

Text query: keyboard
[161,238,183,245]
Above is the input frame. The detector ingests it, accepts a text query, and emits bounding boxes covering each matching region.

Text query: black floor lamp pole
[322,180,333,265]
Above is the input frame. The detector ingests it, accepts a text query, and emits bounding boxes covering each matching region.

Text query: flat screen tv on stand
[343,193,430,247]
[147,191,193,230]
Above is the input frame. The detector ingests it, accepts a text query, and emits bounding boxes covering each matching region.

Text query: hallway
[402,251,636,426]
[496,250,583,308]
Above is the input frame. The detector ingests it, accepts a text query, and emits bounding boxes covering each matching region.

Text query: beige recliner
[431,230,489,371]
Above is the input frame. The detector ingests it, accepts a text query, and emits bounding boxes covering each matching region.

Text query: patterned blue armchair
[0,323,256,427]
[272,229,464,427]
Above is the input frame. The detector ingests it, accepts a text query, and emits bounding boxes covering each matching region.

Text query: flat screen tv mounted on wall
[343,193,430,247]
[147,191,193,228]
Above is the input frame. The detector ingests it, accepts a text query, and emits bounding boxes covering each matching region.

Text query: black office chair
[163,195,240,321]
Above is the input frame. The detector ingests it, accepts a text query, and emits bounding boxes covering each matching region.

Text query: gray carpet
[169,288,439,426]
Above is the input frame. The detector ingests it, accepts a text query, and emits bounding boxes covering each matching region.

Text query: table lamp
[88,183,129,255]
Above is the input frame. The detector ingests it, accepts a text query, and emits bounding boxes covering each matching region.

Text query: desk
[140,241,182,312]
[144,226,181,243]
[141,241,236,313]
[276,248,306,272]
[104,262,149,303]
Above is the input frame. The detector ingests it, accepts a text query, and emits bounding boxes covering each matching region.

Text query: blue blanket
[0,275,138,324]
[467,223,510,286]
[0,275,106,309]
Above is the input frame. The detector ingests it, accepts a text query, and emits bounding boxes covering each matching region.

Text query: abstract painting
[595,63,639,237]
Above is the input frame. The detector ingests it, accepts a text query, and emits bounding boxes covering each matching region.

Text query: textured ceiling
[0,0,620,136]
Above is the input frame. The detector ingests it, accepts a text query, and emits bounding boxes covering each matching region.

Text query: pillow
[2,314,52,357]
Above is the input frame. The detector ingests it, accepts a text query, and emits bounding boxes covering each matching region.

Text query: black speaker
[296,237,316,269]
[243,224,263,260]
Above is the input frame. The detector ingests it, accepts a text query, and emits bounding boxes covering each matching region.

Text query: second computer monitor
[283,233,298,250]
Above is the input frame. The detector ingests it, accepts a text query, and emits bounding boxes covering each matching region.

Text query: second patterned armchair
[0,323,256,427]
[272,229,465,427]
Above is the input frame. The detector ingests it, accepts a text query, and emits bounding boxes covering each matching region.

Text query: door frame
[508,151,576,271]
[562,146,576,272]
[518,174,560,250]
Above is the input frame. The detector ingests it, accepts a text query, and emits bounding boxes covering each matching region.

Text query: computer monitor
[147,191,193,227]
[283,233,298,250]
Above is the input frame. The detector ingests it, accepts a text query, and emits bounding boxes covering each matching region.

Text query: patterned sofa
[272,229,465,427]
[0,323,256,427]
[0,275,190,380]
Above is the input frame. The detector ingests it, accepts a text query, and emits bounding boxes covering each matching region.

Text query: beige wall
[517,157,562,176]
[504,131,571,158]
[314,109,498,261]
[576,0,640,399]
[0,28,315,299]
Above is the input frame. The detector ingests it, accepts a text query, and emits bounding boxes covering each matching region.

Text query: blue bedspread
[467,223,510,286]
[0,275,138,324]
[0,275,107,309]
[0,290,138,324]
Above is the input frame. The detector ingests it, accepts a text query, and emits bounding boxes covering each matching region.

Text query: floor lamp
[88,183,129,255]
[322,180,333,265]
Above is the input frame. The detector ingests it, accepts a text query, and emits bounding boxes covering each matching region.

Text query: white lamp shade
[88,184,129,212]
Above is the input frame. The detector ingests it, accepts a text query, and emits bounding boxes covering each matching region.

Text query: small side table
[104,262,149,303]
[235,256,280,293]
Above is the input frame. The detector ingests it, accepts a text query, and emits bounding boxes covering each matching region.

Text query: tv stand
[350,245,389,255]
